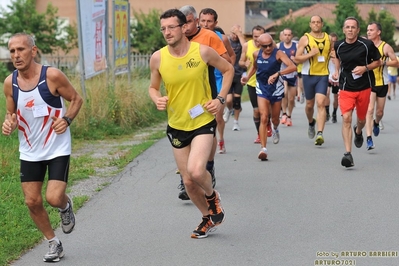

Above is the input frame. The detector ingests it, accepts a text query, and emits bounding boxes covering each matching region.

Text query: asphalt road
[12,97,399,266]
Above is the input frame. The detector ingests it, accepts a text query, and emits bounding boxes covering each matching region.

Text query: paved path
[13,97,399,266]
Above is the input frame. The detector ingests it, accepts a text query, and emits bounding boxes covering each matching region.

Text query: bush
[0,62,11,81]
[68,68,166,140]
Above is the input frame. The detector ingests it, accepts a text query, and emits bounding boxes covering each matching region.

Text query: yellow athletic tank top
[388,56,399,76]
[301,32,330,76]
[246,40,259,87]
[297,63,303,73]
[373,41,388,86]
[159,42,214,131]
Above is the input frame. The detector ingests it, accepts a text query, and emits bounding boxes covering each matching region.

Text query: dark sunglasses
[261,43,273,49]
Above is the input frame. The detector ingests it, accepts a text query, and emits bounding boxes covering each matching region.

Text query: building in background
[20,0,267,69]
[264,3,399,44]
[6,1,399,65]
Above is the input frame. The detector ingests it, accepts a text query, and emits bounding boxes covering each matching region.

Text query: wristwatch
[62,116,73,126]
[216,96,226,104]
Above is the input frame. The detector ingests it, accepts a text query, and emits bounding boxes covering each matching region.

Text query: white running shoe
[258,147,268,161]
[223,107,231,123]
[43,241,64,262]
[232,122,240,131]
[300,93,305,104]
[60,195,75,234]
[273,129,280,144]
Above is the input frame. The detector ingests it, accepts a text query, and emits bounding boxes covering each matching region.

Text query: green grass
[0,71,168,266]
[0,128,166,266]
[0,73,248,266]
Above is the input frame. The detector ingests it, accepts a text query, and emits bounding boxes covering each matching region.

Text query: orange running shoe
[206,190,225,225]
[191,215,216,239]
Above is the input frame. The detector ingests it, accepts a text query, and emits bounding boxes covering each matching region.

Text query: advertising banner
[77,0,107,79]
[114,0,130,75]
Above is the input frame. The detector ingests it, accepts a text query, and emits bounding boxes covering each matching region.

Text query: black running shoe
[332,114,337,123]
[341,152,354,168]
[177,177,190,200]
[191,215,216,239]
[353,125,364,148]
[208,166,216,188]
[206,190,225,225]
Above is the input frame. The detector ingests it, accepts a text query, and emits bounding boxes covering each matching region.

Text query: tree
[367,9,396,47]
[277,16,312,40]
[130,9,165,54]
[0,0,78,55]
[261,1,311,20]
[332,0,366,39]
[277,16,333,41]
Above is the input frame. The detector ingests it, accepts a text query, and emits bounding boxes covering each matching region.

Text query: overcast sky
[0,0,11,10]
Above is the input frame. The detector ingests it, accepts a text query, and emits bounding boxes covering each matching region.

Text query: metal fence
[131,53,151,68]
[41,53,152,73]
[42,55,79,71]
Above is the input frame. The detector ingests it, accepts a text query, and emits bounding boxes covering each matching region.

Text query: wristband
[62,116,72,126]
[216,96,226,104]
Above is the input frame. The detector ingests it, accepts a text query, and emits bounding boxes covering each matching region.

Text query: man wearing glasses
[295,15,333,146]
[149,9,234,238]
[175,5,232,201]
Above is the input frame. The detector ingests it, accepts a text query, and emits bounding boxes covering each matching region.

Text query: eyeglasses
[160,24,183,32]
[261,43,273,49]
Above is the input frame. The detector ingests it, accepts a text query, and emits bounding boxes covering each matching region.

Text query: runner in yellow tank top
[296,63,305,103]
[387,55,399,99]
[372,41,388,87]
[365,22,398,150]
[295,15,334,146]
[301,32,330,76]
[149,9,234,239]
[239,25,265,143]
[159,42,214,131]
[246,40,259,87]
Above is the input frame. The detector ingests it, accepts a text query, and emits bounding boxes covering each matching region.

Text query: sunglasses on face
[261,43,273,49]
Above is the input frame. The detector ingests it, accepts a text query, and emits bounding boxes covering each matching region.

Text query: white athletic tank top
[12,66,71,161]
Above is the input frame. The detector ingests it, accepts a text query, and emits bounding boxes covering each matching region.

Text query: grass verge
[0,127,166,266]
[0,71,248,265]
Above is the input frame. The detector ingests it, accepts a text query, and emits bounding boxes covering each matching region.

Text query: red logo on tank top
[25,99,34,108]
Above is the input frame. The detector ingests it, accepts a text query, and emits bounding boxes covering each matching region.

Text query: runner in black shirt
[333,17,381,168]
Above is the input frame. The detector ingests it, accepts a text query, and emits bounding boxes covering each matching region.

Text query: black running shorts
[20,155,70,183]
[166,120,217,149]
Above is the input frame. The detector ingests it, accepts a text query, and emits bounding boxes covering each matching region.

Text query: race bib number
[32,104,49,118]
[188,104,204,119]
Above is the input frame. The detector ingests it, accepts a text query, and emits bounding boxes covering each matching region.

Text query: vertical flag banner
[77,0,107,79]
[114,0,130,75]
